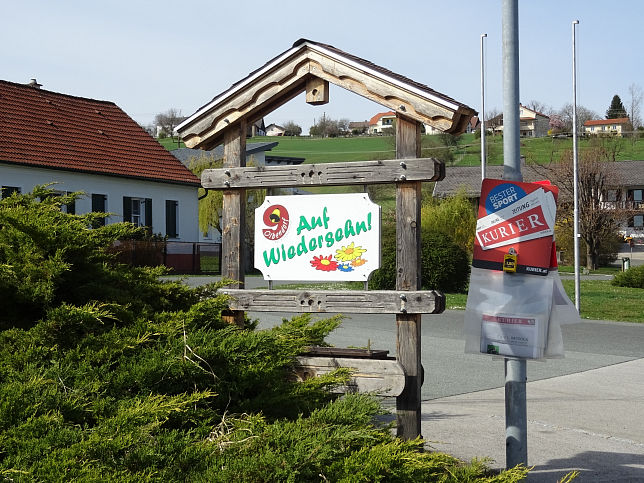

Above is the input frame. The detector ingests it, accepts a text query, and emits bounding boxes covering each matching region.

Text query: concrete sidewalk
[423,359,644,482]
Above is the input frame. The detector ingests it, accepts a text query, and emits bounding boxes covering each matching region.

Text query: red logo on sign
[262,204,289,240]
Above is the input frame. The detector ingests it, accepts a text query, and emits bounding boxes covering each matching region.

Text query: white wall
[1,164,200,242]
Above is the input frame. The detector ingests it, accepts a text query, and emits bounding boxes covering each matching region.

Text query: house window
[166,200,178,238]
[382,118,393,126]
[1,186,21,198]
[65,198,76,215]
[604,189,620,202]
[51,190,75,214]
[632,215,644,228]
[91,193,107,227]
[627,189,643,202]
[123,196,152,229]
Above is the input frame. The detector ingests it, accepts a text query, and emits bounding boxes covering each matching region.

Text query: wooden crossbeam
[201,158,444,190]
[295,356,406,396]
[219,289,445,314]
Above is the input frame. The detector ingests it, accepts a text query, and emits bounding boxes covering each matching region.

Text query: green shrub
[421,191,477,253]
[0,188,523,481]
[612,264,644,288]
[370,221,470,293]
[0,187,196,329]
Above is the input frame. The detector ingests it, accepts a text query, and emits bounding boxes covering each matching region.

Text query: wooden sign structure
[177,39,475,440]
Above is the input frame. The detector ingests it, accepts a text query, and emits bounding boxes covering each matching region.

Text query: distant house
[599,160,644,239]
[584,118,630,136]
[0,79,201,248]
[266,123,286,136]
[489,105,550,138]
[368,111,396,134]
[423,123,443,135]
[172,142,281,171]
[247,118,266,137]
[348,120,369,134]
[467,116,480,134]
[367,113,478,136]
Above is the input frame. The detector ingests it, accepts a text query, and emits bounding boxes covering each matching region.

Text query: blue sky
[3,1,642,134]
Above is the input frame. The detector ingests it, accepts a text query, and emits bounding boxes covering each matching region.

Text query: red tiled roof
[0,80,200,186]
[584,118,630,126]
[368,111,395,126]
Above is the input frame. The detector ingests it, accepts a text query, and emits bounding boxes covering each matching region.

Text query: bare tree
[154,108,186,137]
[309,114,347,137]
[525,100,552,116]
[485,108,501,121]
[549,148,629,269]
[485,108,502,133]
[627,83,643,130]
[282,121,302,136]
[337,118,351,133]
[557,103,598,133]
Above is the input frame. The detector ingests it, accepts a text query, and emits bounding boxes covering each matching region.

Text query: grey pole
[572,20,581,312]
[502,0,522,183]
[502,0,527,470]
[481,33,487,180]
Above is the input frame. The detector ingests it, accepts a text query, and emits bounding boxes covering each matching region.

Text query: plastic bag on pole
[464,267,554,359]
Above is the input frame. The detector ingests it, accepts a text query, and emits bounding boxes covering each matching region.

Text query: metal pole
[481,33,487,180]
[572,20,581,312]
[502,0,522,183]
[502,0,527,470]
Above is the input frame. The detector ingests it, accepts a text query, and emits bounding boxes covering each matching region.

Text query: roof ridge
[0,79,117,107]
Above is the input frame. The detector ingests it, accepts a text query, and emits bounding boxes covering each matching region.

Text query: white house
[584,118,630,137]
[368,111,395,134]
[265,123,286,136]
[0,79,202,265]
[490,104,550,138]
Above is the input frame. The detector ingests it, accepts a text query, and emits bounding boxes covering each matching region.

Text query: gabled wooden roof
[0,79,200,186]
[177,39,476,149]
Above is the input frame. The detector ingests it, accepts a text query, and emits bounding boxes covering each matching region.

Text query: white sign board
[254,194,381,281]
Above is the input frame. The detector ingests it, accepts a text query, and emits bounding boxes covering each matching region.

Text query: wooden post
[395,115,423,440]
[222,120,247,326]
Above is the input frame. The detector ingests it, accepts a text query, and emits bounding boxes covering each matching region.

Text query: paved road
[250,309,644,400]
[172,274,642,400]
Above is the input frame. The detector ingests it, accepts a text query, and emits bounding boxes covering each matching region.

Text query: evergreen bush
[370,220,470,293]
[0,187,525,481]
[612,264,644,288]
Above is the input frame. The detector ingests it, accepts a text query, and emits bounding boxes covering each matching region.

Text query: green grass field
[161,131,644,167]
[158,136,185,150]
[244,133,644,167]
[248,135,395,163]
[448,279,643,322]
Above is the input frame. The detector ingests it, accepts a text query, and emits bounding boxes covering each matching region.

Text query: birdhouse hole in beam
[306,77,329,105]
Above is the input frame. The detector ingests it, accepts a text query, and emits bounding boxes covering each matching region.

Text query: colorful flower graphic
[351,257,367,267]
[334,242,367,262]
[310,254,338,272]
[337,263,354,272]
